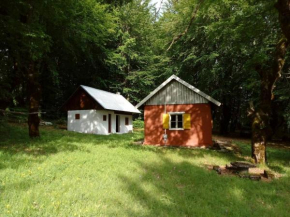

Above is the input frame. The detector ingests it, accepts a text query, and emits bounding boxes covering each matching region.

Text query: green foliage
[133,118,144,129]
[1,123,290,216]
[0,0,290,138]
[0,0,116,117]
[158,0,289,134]
[105,0,162,104]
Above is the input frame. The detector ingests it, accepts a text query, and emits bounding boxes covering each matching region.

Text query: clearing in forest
[0,123,290,216]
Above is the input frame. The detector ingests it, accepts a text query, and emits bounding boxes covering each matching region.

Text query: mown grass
[0,123,290,216]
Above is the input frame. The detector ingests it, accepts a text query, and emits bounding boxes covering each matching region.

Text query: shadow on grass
[268,165,286,174]
[0,123,141,154]
[0,124,85,154]
[232,141,290,173]
[117,155,290,216]
[0,123,91,170]
[0,123,144,170]
[266,147,290,165]
[123,142,245,166]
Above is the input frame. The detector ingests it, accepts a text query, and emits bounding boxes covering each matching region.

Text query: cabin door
[116,115,120,133]
[108,114,111,133]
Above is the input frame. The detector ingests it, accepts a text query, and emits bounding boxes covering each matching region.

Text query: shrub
[133,119,144,129]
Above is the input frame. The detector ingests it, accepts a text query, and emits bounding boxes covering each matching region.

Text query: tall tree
[0,0,115,137]
[158,0,290,163]
[249,0,290,163]
[106,0,161,104]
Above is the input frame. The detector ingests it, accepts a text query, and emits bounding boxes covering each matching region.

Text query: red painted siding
[144,104,213,147]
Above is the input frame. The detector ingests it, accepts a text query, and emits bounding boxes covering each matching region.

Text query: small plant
[133,118,144,129]
[54,118,67,125]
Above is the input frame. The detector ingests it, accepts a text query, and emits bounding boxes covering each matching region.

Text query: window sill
[169,128,184,131]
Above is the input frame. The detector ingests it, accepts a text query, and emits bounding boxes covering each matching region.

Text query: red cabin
[136,75,221,147]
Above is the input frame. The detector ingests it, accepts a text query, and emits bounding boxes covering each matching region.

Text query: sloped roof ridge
[80,85,118,96]
[79,85,140,113]
[135,74,221,108]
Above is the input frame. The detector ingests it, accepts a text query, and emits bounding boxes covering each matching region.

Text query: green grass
[0,123,290,217]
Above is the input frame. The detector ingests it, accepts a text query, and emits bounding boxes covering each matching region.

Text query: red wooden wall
[144,104,213,147]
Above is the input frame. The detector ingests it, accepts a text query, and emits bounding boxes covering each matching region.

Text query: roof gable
[63,85,140,113]
[145,79,209,105]
[61,87,104,111]
[81,85,140,113]
[136,75,221,108]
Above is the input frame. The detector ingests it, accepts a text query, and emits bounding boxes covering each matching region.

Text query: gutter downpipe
[164,97,167,145]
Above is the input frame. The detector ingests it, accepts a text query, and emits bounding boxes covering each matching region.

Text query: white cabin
[62,85,140,135]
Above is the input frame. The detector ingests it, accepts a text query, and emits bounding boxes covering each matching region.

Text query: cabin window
[103,115,107,121]
[169,113,184,130]
[75,114,80,120]
[125,117,129,126]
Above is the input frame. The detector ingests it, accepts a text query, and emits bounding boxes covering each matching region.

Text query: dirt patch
[133,140,144,145]
[213,135,250,144]
[211,140,241,154]
[213,134,290,150]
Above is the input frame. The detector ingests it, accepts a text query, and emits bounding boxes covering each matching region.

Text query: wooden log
[264,170,275,179]
[213,165,221,173]
[249,168,264,175]
[230,161,256,169]
[249,175,261,181]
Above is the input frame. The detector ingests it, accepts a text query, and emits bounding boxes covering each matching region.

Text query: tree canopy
[0,0,290,162]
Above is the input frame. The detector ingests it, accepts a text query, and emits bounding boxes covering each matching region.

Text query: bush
[54,118,67,125]
[133,119,144,129]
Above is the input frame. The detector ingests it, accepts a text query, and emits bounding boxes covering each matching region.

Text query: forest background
[1,0,290,157]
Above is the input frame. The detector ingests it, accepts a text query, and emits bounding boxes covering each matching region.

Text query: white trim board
[169,112,184,131]
[135,75,221,108]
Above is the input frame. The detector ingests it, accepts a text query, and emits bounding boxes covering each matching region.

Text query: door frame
[116,115,120,133]
[108,114,111,133]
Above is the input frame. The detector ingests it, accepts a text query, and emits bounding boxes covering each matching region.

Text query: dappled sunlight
[1,123,290,216]
[116,153,290,216]
[230,187,244,201]
[144,104,213,146]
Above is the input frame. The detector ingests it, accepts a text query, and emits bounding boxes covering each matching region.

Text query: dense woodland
[1,0,290,163]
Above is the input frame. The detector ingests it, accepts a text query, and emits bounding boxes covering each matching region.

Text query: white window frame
[169,112,184,130]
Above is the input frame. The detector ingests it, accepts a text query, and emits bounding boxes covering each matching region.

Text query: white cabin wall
[94,110,109,135]
[67,110,133,135]
[119,115,133,133]
[68,110,98,134]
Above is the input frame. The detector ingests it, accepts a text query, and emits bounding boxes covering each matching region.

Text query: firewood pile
[208,140,279,181]
[207,161,277,181]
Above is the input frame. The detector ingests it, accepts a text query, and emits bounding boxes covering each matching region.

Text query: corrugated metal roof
[136,75,221,108]
[81,85,140,113]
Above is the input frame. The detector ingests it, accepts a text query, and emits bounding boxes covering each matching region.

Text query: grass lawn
[1,123,290,216]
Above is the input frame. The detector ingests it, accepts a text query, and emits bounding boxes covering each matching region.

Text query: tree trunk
[250,0,290,163]
[250,37,288,164]
[27,62,41,137]
[276,0,290,42]
[251,103,270,164]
